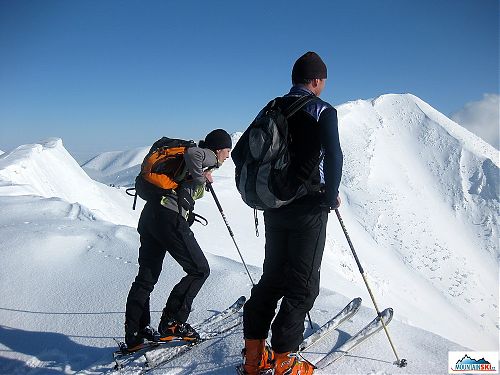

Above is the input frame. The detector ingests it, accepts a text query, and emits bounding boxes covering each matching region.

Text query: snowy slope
[83,93,499,350]
[0,93,497,375]
[0,194,464,375]
[329,94,498,349]
[0,138,138,227]
[81,146,148,187]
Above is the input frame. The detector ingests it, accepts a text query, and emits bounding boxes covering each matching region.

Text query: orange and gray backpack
[127,137,196,209]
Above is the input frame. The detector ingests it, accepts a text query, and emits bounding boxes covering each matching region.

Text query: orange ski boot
[237,339,275,375]
[274,351,315,375]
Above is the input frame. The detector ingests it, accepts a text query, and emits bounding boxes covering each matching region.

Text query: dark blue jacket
[282,86,343,207]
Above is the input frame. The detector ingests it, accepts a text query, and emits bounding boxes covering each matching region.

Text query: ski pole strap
[125,188,138,210]
[307,312,313,329]
[132,194,137,210]
[253,209,259,237]
[193,213,208,226]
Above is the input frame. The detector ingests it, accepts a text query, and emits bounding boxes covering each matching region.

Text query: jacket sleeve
[318,106,343,206]
[184,147,218,185]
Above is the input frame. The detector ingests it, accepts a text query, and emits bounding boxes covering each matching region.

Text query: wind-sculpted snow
[0,94,497,374]
[72,94,498,349]
[334,94,498,349]
[469,158,499,201]
[81,146,148,187]
[0,138,139,227]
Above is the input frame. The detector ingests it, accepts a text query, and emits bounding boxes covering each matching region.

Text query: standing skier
[240,52,343,375]
[124,129,232,352]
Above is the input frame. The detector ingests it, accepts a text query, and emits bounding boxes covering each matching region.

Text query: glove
[177,188,195,212]
[319,193,341,212]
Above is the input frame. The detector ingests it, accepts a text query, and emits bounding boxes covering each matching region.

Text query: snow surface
[0,94,498,374]
[81,146,149,187]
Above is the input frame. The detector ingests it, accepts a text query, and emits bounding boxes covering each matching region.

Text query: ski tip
[237,295,247,304]
[351,297,362,305]
[229,296,247,309]
[380,307,394,324]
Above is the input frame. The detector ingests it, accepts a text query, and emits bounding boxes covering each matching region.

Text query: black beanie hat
[292,51,327,83]
[201,129,232,151]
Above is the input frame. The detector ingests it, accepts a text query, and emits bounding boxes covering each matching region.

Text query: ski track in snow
[0,94,497,375]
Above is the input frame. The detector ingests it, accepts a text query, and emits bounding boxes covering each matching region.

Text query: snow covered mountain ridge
[0,138,137,227]
[0,93,498,374]
[80,93,498,350]
[331,94,498,348]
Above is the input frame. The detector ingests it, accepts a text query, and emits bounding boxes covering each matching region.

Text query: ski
[112,295,246,370]
[314,307,394,369]
[142,315,242,373]
[235,298,361,375]
[299,297,362,352]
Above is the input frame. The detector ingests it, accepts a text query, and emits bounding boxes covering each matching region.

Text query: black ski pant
[243,201,328,353]
[125,202,210,333]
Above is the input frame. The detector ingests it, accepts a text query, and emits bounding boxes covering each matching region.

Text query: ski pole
[207,182,255,286]
[334,208,407,368]
[207,182,314,329]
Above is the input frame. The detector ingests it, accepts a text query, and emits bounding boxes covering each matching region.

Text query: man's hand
[332,195,341,210]
[203,170,213,183]
[319,194,341,212]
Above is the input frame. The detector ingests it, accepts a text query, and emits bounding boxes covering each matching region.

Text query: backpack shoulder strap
[283,94,315,118]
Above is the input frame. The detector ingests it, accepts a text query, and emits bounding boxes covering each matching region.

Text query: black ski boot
[124,331,145,352]
[124,324,160,352]
[158,316,200,342]
[139,325,160,342]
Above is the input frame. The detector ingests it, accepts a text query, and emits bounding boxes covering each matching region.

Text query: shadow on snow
[0,325,113,373]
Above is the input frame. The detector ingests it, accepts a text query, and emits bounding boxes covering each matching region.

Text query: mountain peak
[339,93,498,165]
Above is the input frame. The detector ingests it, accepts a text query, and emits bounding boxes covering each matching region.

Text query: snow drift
[0,138,138,227]
[84,93,499,350]
[81,146,149,187]
[0,93,497,374]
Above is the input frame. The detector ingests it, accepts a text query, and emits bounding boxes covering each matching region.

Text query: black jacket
[280,86,343,206]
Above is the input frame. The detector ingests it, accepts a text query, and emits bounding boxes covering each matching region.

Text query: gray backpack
[232,95,318,210]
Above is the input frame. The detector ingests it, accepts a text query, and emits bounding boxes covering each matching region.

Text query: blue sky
[0,0,498,160]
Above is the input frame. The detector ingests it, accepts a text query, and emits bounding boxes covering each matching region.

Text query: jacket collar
[287,85,315,97]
